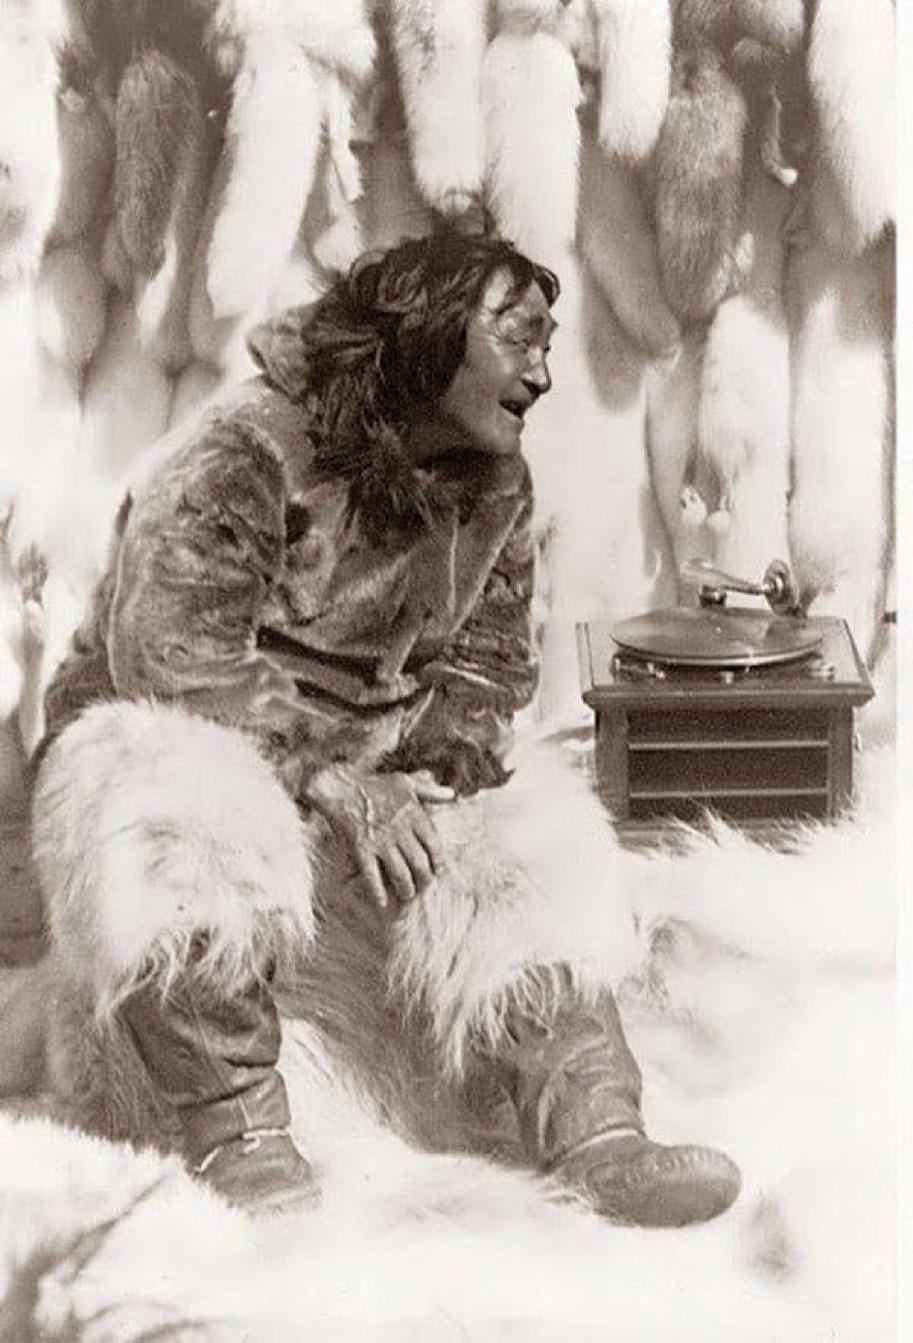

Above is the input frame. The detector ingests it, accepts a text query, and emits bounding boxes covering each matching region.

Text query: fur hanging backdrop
[0,0,897,733]
[0,1,900,1339]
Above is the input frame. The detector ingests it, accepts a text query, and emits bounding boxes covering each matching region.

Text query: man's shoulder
[129,379,318,500]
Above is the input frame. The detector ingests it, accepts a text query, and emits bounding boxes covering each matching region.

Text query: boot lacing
[194,1126,293,1175]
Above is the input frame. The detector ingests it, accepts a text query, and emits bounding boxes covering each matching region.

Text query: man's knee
[32,700,316,1014]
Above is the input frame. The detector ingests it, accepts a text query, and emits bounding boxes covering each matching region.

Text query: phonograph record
[576,559,874,847]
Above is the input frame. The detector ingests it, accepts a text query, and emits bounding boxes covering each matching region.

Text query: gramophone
[576,559,874,847]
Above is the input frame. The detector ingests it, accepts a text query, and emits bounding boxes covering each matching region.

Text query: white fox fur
[199,0,373,335]
[33,700,316,1016]
[578,132,681,358]
[645,335,706,583]
[807,0,895,256]
[493,0,595,56]
[207,0,375,82]
[71,294,174,584]
[35,239,106,372]
[9,240,106,587]
[388,0,487,219]
[32,695,634,1078]
[0,0,65,282]
[388,735,640,1071]
[695,169,792,579]
[0,280,42,524]
[591,0,671,160]
[482,29,582,271]
[203,38,325,324]
[787,237,893,667]
[308,70,367,278]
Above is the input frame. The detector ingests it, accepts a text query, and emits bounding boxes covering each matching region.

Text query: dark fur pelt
[76,1,229,282]
[112,48,203,276]
[650,0,809,327]
[673,0,806,183]
[652,45,749,326]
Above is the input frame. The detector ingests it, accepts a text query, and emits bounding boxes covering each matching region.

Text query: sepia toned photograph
[0,1,901,1338]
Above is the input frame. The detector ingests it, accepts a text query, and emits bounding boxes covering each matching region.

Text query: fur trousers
[32,701,639,1160]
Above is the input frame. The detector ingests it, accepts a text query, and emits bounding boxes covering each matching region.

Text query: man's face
[439,267,555,457]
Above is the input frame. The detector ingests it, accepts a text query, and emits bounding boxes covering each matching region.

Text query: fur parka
[42,308,539,800]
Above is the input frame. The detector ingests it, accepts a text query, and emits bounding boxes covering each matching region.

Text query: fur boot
[497,972,741,1226]
[388,0,487,225]
[786,235,893,666]
[694,168,792,581]
[34,700,316,1171]
[591,0,671,161]
[807,0,895,257]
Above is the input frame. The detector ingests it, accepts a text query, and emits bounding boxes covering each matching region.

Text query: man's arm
[106,414,455,905]
[106,417,326,799]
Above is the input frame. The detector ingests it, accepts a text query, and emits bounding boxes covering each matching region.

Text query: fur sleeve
[105,417,326,797]
[387,485,539,796]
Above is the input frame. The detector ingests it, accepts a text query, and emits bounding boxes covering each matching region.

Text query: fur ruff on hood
[246,302,510,539]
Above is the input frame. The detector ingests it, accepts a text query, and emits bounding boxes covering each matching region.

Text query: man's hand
[306,765,454,908]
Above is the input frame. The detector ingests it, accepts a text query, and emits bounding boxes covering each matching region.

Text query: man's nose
[523,355,551,396]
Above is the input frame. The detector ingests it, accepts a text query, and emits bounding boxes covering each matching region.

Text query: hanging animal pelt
[651,44,750,325]
[672,0,805,185]
[590,0,671,161]
[578,126,681,359]
[49,75,113,250]
[483,3,588,269]
[695,169,793,581]
[806,0,895,256]
[645,336,708,582]
[787,236,893,667]
[0,0,67,283]
[198,1,374,332]
[71,294,174,586]
[651,0,806,327]
[130,94,214,374]
[74,2,221,284]
[387,0,487,225]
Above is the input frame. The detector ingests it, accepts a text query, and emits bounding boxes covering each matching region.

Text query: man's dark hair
[292,232,558,530]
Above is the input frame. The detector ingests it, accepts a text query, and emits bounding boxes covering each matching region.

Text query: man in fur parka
[33,232,740,1227]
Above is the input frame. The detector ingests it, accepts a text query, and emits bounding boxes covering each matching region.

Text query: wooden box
[577,617,874,847]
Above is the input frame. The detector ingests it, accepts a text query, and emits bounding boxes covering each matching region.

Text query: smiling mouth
[500,400,529,424]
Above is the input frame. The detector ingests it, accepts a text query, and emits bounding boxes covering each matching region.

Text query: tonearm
[679,558,803,618]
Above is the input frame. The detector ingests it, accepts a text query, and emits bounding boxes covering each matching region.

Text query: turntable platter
[610,607,824,668]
